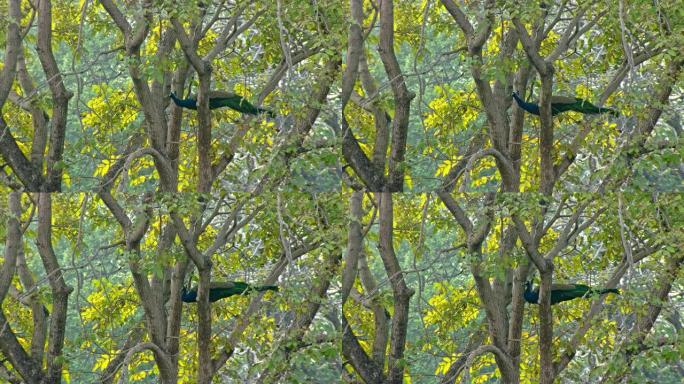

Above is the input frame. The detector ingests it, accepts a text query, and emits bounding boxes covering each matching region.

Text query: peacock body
[181,281,279,303]
[512,91,618,116]
[524,281,620,305]
[170,91,274,117]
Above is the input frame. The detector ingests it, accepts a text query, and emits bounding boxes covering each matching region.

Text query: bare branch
[378,0,413,191]
[439,0,474,37]
[513,18,549,75]
[462,345,516,383]
[437,191,473,235]
[116,342,173,384]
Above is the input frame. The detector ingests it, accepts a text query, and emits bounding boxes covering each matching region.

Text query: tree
[1,0,682,383]
[340,0,683,383]
[2,0,344,382]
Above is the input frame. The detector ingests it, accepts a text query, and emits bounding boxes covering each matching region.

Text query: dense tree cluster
[0,0,682,383]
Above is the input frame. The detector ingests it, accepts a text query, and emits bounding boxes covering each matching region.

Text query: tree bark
[0,192,44,383]
[377,0,413,192]
[377,192,414,383]
[36,0,73,191]
[35,194,73,383]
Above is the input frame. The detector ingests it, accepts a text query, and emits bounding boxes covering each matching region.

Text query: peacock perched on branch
[181,281,279,303]
[512,91,618,117]
[170,91,275,117]
[523,281,620,305]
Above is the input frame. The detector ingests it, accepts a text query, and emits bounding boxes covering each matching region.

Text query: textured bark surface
[0,0,681,383]
[377,193,414,383]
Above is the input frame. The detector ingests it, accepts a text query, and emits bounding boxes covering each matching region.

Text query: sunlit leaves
[424,282,480,343]
[424,85,480,133]
[82,278,138,331]
[83,84,138,132]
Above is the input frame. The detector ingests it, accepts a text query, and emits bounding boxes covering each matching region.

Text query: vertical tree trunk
[196,72,213,194]
[36,193,73,383]
[538,73,555,195]
[377,0,413,192]
[0,192,44,383]
[507,260,530,372]
[377,192,414,383]
[36,0,72,191]
[196,266,213,384]
[538,268,555,384]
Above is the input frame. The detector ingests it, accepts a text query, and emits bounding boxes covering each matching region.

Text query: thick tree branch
[437,191,473,235]
[115,342,173,384]
[462,345,517,383]
[36,193,73,383]
[342,313,385,384]
[439,0,474,37]
[341,0,385,191]
[341,191,364,304]
[376,192,414,383]
[37,0,73,191]
[0,0,22,107]
[378,0,413,191]
[212,243,320,372]
[554,245,660,376]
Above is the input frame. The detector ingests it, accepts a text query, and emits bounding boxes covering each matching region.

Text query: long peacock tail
[567,99,619,116]
[592,288,620,295]
[251,285,279,292]
[209,95,275,117]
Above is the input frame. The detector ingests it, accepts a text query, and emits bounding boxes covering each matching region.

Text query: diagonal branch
[437,191,473,235]
[513,18,549,76]
[462,344,516,383]
[116,342,173,384]
[554,245,660,375]
[439,0,474,37]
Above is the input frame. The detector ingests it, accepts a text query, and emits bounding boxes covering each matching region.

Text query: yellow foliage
[94,159,113,178]
[574,83,592,99]
[424,282,479,334]
[470,156,497,188]
[485,22,512,55]
[404,370,412,384]
[93,353,113,373]
[143,23,162,56]
[424,85,479,132]
[129,350,156,381]
[470,353,496,383]
[198,29,220,56]
[82,278,137,330]
[539,30,561,57]
[83,84,138,131]
[63,367,70,384]
[63,169,71,189]
[436,159,455,177]
[518,133,539,192]
[435,355,457,376]
[405,174,413,189]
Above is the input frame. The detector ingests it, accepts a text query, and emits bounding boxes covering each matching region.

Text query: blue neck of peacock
[523,281,538,303]
[512,92,540,115]
[170,93,197,109]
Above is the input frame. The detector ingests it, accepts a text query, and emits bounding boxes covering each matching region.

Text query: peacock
[170,91,275,117]
[512,91,618,117]
[523,281,620,305]
[181,281,279,303]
